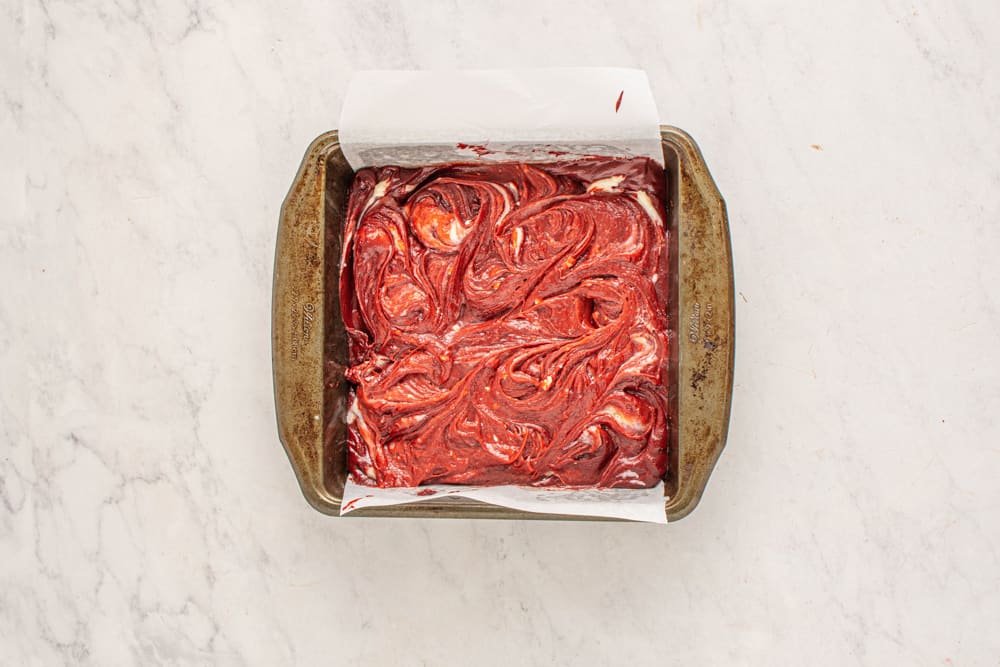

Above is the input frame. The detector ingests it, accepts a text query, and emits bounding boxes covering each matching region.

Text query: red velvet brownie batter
[341,158,671,488]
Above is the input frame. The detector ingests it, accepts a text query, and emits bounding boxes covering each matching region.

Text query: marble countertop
[5,1,999,664]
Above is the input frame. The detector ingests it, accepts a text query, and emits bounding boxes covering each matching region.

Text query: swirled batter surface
[342,158,671,488]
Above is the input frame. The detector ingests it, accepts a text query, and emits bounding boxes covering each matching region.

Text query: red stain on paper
[341,495,373,512]
[457,142,492,157]
[615,90,624,112]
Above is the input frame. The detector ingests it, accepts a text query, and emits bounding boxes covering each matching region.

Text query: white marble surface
[4,1,1000,664]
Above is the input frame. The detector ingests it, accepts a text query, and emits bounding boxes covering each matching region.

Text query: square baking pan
[272,127,733,521]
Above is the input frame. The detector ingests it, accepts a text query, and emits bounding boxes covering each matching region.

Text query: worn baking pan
[272,127,733,521]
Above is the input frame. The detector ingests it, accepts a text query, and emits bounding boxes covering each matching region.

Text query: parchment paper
[338,68,668,524]
[339,68,663,168]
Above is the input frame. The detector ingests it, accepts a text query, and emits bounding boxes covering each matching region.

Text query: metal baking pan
[272,127,734,521]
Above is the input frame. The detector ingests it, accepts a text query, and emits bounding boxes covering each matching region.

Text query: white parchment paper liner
[339,68,664,169]
[338,68,668,524]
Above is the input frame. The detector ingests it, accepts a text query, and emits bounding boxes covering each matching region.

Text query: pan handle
[272,132,342,513]
[662,126,735,521]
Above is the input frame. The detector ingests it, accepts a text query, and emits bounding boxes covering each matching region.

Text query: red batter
[341,158,671,488]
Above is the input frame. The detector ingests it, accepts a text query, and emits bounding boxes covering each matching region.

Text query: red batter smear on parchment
[341,158,672,488]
